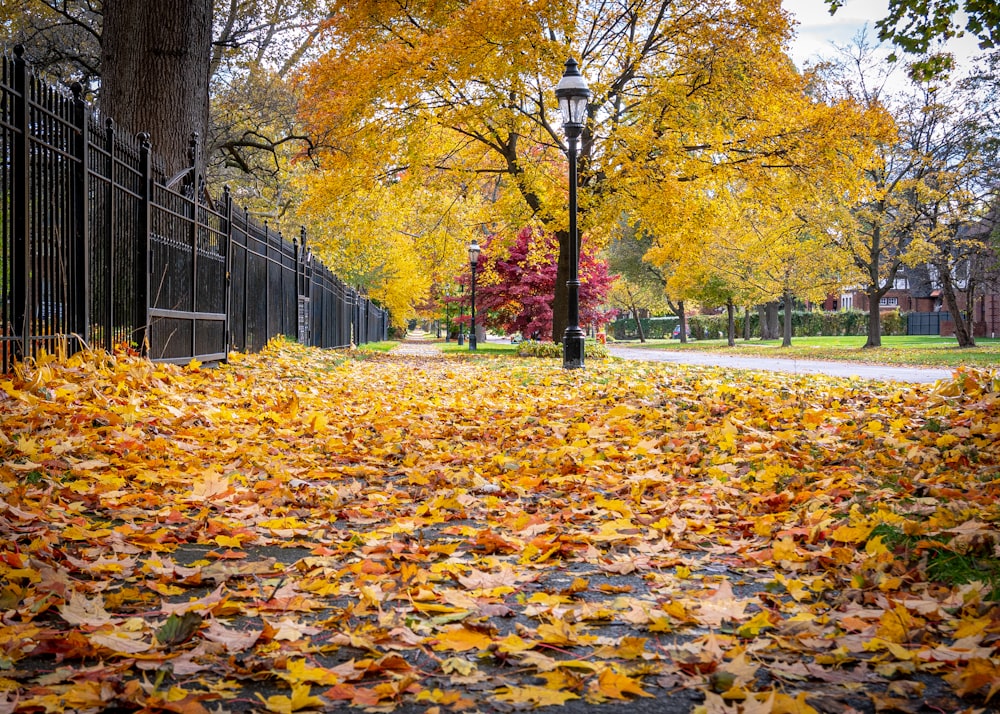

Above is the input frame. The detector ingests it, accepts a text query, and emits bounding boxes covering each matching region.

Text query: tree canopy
[297,0,888,332]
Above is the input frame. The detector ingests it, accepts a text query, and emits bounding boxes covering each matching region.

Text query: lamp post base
[469,334,477,350]
[562,327,585,369]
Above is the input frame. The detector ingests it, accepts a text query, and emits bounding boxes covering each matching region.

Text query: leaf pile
[1,341,999,713]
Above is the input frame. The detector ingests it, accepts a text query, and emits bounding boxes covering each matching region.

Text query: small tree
[475,227,615,339]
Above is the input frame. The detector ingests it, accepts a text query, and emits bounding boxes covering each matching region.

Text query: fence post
[242,207,250,351]
[103,118,116,353]
[264,221,272,343]
[223,185,233,358]
[188,133,200,358]
[11,46,31,362]
[71,82,90,346]
[136,133,152,355]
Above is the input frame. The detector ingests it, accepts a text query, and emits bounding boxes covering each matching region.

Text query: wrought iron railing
[0,46,387,371]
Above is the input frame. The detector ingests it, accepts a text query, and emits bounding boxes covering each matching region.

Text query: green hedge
[517,341,610,359]
[611,316,680,340]
[613,310,909,340]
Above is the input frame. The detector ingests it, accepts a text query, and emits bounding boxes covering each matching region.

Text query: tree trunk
[760,302,779,340]
[101,0,212,178]
[633,309,646,343]
[743,307,751,341]
[865,290,883,348]
[726,299,736,347]
[678,301,688,344]
[939,264,976,348]
[551,228,570,343]
[781,290,793,347]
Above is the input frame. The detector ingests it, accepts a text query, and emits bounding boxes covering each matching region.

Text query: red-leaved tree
[471,227,615,340]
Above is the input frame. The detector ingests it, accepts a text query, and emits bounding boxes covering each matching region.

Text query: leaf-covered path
[1,341,999,713]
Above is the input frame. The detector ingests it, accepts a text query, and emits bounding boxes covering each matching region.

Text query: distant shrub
[517,341,609,360]
[685,309,910,339]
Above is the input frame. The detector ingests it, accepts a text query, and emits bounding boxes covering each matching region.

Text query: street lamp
[468,240,481,350]
[444,285,452,342]
[555,57,591,369]
[457,284,465,345]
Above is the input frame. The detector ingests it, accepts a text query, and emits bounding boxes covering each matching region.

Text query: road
[608,345,955,384]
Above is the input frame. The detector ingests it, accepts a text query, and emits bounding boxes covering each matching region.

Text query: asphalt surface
[607,345,955,384]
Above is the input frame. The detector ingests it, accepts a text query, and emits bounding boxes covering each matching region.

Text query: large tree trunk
[101,0,212,178]
[743,307,751,341]
[864,277,896,348]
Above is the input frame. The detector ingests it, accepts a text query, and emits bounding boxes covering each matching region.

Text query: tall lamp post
[457,284,465,345]
[468,240,481,350]
[555,58,591,370]
[444,285,452,342]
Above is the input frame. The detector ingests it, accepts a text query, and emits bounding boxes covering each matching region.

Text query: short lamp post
[555,57,591,369]
[468,240,481,350]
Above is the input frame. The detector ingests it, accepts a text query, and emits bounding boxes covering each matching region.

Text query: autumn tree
[817,41,999,348]
[298,0,885,344]
[474,227,614,339]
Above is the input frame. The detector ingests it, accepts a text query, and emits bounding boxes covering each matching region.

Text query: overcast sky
[782,0,981,69]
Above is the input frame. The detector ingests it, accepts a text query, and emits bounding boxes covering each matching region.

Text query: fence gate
[146,179,229,363]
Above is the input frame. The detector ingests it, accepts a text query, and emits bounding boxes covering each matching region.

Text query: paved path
[392,331,442,356]
[392,331,954,384]
[608,345,954,384]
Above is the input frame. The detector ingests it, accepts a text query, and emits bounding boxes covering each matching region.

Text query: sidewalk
[608,345,953,383]
[391,330,442,356]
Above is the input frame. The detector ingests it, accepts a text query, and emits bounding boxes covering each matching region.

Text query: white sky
[782,0,982,70]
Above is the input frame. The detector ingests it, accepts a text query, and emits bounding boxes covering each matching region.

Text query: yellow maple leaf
[594,668,653,699]
[830,523,873,544]
[875,604,915,644]
[494,633,535,654]
[256,683,325,714]
[737,611,776,638]
[432,626,492,652]
[282,659,341,686]
[493,685,579,706]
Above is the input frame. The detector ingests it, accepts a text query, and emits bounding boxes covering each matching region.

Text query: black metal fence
[0,46,387,372]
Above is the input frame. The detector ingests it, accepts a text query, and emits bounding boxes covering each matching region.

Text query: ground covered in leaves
[1,340,999,714]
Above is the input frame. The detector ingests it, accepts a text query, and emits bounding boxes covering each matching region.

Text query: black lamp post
[444,285,452,342]
[555,58,591,369]
[457,284,465,345]
[468,240,481,350]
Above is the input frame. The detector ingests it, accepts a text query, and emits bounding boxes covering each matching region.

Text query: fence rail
[0,46,387,371]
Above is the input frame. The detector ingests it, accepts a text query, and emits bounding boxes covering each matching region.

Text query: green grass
[355,341,399,353]
[869,524,1000,600]
[440,340,519,355]
[613,335,1000,368]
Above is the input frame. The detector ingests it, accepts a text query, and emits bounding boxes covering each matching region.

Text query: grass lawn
[615,334,1000,368]
[439,339,519,355]
[355,340,399,352]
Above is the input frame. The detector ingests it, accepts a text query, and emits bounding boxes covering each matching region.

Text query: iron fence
[0,46,387,371]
